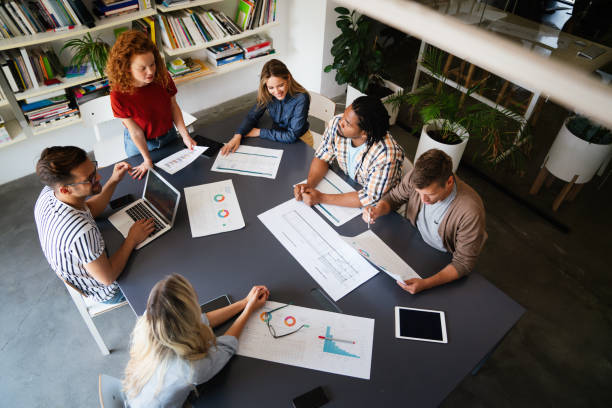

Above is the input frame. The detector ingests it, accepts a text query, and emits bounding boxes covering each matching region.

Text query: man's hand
[182,135,197,150]
[293,183,309,201]
[221,134,242,156]
[362,201,390,224]
[129,159,153,180]
[397,278,429,295]
[109,162,132,184]
[244,285,270,313]
[302,187,323,206]
[126,218,156,246]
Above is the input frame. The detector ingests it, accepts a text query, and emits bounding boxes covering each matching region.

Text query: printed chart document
[341,230,421,282]
[211,145,283,179]
[258,199,379,300]
[155,146,208,175]
[184,179,245,237]
[296,169,361,226]
[237,301,374,379]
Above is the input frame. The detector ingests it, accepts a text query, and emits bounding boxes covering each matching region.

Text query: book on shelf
[158,7,242,50]
[235,0,276,31]
[161,0,189,7]
[132,16,161,48]
[69,78,110,105]
[0,0,94,37]
[207,47,244,67]
[20,93,80,128]
[93,0,139,17]
[206,41,242,60]
[0,47,66,93]
[236,34,273,59]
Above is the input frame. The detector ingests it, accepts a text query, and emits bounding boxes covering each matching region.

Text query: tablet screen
[395,307,447,343]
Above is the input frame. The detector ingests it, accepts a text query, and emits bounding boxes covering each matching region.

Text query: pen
[318,336,355,344]
[367,206,371,229]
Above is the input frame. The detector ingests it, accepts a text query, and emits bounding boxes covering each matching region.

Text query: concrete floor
[1,94,610,407]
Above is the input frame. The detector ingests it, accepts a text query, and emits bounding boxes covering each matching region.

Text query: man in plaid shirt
[294,96,405,208]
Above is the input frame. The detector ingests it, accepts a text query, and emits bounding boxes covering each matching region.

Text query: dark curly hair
[351,96,390,147]
[106,30,168,94]
[36,146,88,187]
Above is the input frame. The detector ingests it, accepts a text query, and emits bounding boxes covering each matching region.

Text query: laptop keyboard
[126,202,165,236]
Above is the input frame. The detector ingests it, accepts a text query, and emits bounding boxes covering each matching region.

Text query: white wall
[0,0,348,185]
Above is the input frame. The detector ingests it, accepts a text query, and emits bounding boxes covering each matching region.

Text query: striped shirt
[315,114,405,207]
[34,186,118,302]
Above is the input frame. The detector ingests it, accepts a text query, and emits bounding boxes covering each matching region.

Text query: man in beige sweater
[364,149,487,294]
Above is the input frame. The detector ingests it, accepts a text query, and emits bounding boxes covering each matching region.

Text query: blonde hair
[256,59,308,107]
[123,274,216,399]
[106,30,169,94]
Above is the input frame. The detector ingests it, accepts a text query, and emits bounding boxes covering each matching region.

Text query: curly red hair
[106,30,168,94]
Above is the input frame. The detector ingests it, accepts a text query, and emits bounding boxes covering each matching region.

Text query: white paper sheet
[258,199,379,301]
[184,179,245,237]
[296,170,362,226]
[211,145,283,179]
[237,301,374,379]
[155,146,208,175]
[341,230,421,282]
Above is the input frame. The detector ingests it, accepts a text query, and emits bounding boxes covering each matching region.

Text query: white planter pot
[345,79,403,126]
[544,118,612,184]
[414,119,469,173]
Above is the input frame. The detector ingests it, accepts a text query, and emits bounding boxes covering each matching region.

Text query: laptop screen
[144,170,178,223]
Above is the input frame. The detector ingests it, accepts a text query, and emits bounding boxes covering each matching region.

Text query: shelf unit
[0,0,280,149]
[164,21,279,56]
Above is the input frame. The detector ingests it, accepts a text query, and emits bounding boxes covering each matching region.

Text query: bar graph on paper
[236,301,374,379]
[258,199,379,301]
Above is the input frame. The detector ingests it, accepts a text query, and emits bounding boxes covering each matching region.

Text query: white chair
[397,157,414,218]
[80,95,197,167]
[62,279,127,356]
[98,374,126,408]
[308,91,336,150]
[80,95,127,168]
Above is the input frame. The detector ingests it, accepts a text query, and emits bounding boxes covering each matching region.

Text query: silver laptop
[109,169,181,250]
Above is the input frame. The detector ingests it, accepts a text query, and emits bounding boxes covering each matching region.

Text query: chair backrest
[99,374,126,408]
[401,157,414,179]
[80,95,116,142]
[308,91,335,124]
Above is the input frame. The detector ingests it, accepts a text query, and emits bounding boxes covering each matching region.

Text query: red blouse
[111,74,177,140]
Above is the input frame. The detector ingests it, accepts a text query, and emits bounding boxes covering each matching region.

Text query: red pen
[318,336,355,344]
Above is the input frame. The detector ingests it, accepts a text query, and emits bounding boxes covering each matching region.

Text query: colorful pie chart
[284,316,296,327]
[218,209,229,218]
[358,248,370,257]
[213,194,225,202]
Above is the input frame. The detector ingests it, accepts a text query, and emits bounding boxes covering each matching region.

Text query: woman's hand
[221,134,242,155]
[182,134,197,150]
[129,159,153,180]
[244,285,270,313]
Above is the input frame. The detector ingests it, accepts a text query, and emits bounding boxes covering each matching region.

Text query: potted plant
[60,33,111,78]
[386,47,530,171]
[324,7,402,124]
[544,115,612,184]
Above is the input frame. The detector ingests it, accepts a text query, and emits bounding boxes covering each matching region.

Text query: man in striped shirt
[294,96,405,208]
[34,146,155,303]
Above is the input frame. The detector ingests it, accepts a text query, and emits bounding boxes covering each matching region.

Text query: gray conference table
[98,112,524,407]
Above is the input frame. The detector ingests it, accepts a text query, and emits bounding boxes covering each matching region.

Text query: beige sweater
[382,171,487,277]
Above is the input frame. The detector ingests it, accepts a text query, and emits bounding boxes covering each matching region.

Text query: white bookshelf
[0,120,26,150]
[164,22,279,56]
[15,73,102,102]
[32,115,83,136]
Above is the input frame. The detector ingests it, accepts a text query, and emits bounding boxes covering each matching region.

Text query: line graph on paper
[258,199,379,300]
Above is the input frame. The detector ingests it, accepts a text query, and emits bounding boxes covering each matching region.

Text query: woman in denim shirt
[221,59,311,154]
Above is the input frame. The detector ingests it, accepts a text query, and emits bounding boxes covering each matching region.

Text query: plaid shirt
[315,115,405,207]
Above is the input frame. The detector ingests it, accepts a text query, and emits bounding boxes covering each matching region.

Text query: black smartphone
[292,386,330,408]
[193,134,224,157]
[110,194,134,210]
[200,294,232,313]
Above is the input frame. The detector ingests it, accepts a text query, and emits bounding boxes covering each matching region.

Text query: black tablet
[394,306,448,343]
[193,134,224,157]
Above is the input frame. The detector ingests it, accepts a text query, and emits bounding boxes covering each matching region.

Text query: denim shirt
[236,92,310,143]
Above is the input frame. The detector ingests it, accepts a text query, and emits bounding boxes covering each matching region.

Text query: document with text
[212,145,283,179]
[258,199,379,301]
[155,146,208,175]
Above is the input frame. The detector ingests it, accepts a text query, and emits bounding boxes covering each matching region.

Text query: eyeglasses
[262,302,307,339]
[65,161,98,187]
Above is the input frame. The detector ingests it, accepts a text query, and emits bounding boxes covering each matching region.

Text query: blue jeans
[102,289,126,304]
[123,127,179,157]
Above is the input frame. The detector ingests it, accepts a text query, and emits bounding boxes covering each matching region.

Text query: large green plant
[324,7,383,93]
[60,33,110,78]
[386,47,531,169]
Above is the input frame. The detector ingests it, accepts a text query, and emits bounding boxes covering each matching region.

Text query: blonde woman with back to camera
[123,274,269,407]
